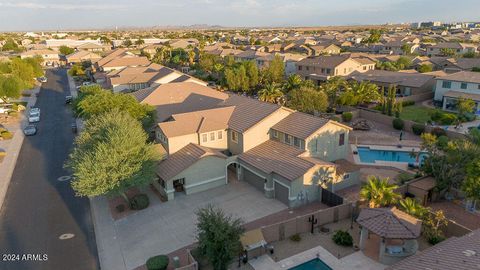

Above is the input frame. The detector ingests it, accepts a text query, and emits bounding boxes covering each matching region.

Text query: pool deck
[350,144,422,171]
[249,246,386,270]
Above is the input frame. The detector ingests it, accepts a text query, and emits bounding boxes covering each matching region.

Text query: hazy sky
[0,0,478,31]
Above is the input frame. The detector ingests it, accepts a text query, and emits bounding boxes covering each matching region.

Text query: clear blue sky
[0,0,478,31]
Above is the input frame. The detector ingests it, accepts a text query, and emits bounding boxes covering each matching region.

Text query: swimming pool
[357,146,427,164]
[288,258,333,270]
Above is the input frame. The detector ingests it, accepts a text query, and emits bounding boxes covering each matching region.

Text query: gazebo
[357,207,422,265]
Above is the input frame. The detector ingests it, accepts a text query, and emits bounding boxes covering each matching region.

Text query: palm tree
[258,83,283,104]
[319,76,346,108]
[399,197,427,218]
[284,74,303,92]
[360,176,401,208]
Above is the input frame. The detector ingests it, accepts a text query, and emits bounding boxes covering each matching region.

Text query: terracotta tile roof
[220,95,282,132]
[158,107,235,137]
[438,71,480,84]
[102,56,150,68]
[237,140,333,181]
[388,229,480,270]
[157,143,226,181]
[272,112,330,140]
[135,82,229,122]
[357,207,422,239]
[97,48,127,66]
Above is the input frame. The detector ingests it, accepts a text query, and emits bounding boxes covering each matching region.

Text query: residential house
[107,63,207,93]
[20,49,60,66]
[135,82,355,207]
[295,55,375,84]
[95,48,150,72]
[441,58,480,73]
[65,50,102,65]
[348,70,435,97]
[433,71,480,114]
[42,39,103,50]
[307,43,342,56]
[76,42,110,52]
[426,42,478,56]
[380,38,420,55]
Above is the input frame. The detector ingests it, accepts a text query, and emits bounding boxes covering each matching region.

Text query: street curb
[0,85,40,211]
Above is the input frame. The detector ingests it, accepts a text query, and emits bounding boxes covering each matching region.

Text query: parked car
[65,95,73,104]
[71,122,77,133]
[23,125,37,136]
[38,77,47,83]
[28,108,41,123]
[0,104,13,114]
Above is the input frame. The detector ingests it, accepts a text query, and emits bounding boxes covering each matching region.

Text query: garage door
[243,169,265,192]
[274,181,290,206]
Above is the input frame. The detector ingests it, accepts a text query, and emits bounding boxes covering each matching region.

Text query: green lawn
[400,105,436,123]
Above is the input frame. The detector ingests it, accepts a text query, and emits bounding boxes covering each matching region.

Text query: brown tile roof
[158,107,235,137]
[348,70,435,88]
[297,55,351,67]
[135,82,229,122]
[97,48,127,67]
[388,229,480,270]
[237,140,333,181]
[157,143,226,181]
[357,207,422,239]
[102,56,150,68]
[271,112,330,140]
[334,159,361,174]
[408,176,436,191]
[446,58,480,70]
[220,95,282,133]
[438,71,480,84]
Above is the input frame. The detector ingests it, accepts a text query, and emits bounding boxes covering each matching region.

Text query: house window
[343,174,350,180]
[210,132,215,141]
[321,68,325,73]
[158,178,166,188]
[306,66,309,71]
[284,134,291,144]
[217,131,223,140]
[478,84,480,90]
[442,81,451,88]
[326,68,331,74]
[298,66,302,71]
[461,83,468,89]
[339,133,345,146]
[363,66,367,70]
[294,137,301,148]
[272,129,278,138]
[202,134,208,143]
[231,130,238,143]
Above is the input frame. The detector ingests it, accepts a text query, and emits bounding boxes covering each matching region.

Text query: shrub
[130,194,149,210]
[342,112,353,122]
[1,131,13,140]
[392,118,404,130]
[331,116,341,122]
[7,111,17,117]
[0,127,6,133]
[289,233,301,242]
[430,110,443,122]
[427,235,445,245]
[332,230,353,246]
[438,113,457,125]
[436,135,449,149]
[431,127,447,137]
[146,255,169,270]
[411,123,425,135]
[402,100,415,107]
[459,112,476,122]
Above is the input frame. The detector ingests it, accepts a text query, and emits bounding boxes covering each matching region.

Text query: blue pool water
[288,258,333,270]
[357,146,427,164]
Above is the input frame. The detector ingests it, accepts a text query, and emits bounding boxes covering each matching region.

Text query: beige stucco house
[136,82,355,207]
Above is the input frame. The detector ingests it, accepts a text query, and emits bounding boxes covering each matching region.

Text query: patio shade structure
[357,207,422,265]
[240,229,267,260]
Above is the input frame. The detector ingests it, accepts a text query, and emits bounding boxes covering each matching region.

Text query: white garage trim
[243,165,267,178]
[184,176,224,189]
[264,186,274,191]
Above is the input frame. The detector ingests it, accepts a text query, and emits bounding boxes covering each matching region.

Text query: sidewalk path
[0,85,40,210]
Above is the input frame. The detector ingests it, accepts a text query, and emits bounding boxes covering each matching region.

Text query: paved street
[0,69,99,270]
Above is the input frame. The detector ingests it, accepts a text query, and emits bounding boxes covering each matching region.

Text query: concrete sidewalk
[0,85,40,211]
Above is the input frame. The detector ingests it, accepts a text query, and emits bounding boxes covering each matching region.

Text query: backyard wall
[443,219,472,238]
[358,108,467,140]
[174,249,198,270]
[397,92,434,103]
[261,203,352,243]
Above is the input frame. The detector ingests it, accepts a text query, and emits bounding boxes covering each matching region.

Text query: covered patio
[357,207,422,265]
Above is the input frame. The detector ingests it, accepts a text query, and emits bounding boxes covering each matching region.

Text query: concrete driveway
[97,179,287,270]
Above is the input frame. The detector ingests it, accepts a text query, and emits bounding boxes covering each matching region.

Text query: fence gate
[321,188,343,207]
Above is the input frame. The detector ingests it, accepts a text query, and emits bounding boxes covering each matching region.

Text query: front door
[173,178,185,193]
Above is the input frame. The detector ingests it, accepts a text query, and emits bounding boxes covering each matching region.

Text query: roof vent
[463,250,476,257]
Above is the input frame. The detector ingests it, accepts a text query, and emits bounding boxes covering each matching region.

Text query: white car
[28,108,41,123]
[38,77,47,83]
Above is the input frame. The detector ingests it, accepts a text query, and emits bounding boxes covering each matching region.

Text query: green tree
[283,74,303,92]
[399,197,428,218]
[261,55,284,84]
[456,97,475,115]
[338,80,380,106]
[135,39,145,46]
[75,85,156,129]
[401,43,412,55]
[440,48,456,57]
[418,64,433,73]
[462,159,480,210]
[10,58,35,89]
[287,86,328,114]
[258,82,283,103]
[100,36,111,44]
[123,39,133,48]
[243,61,259,89]
[396,56,412,70]
[0,75,22,99]
[59,45,75,55]
[319,76,346,108]
[362,29,382,44]
[66,110,160,202]
[360,176,401,208]
[196,204,244,270]
[1,38,18,51]
[423,210,448,244]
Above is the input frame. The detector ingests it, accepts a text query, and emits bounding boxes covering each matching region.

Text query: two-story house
[135,82,355,207]
[433,71,480,114]
[20,49,60,66]
[426,42,478,57]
